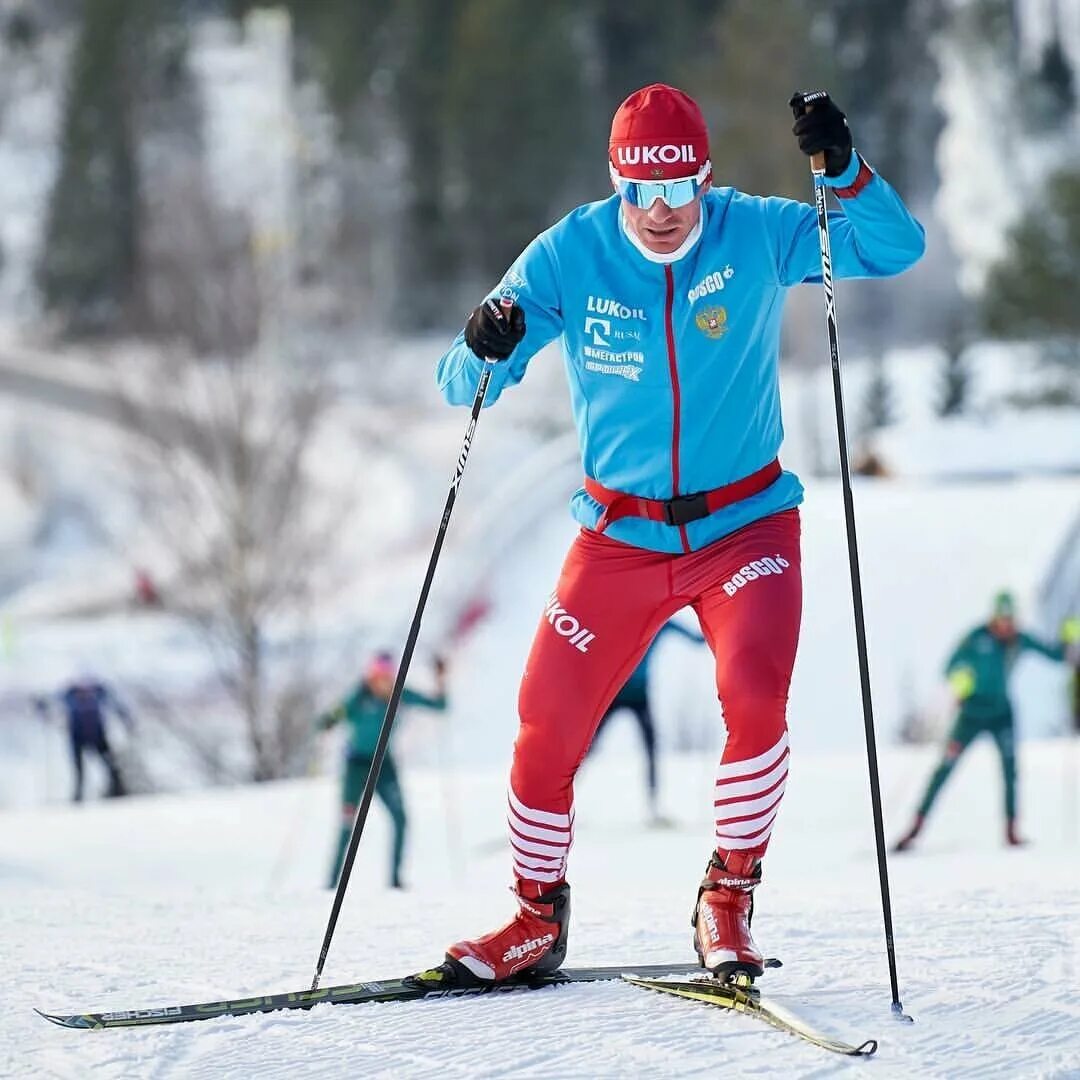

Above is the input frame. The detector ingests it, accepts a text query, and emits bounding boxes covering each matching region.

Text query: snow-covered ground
[4,737,1079,1078]
[2,333,1078,1076]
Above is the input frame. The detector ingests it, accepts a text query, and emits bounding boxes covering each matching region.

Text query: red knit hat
[609,84,710,181]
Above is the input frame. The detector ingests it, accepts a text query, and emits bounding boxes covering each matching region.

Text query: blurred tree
[937,319,972,417]
[692,0,832,199]
[28,0,974,344]
[126,6,263,355]
[38,0,141,334]
[818,0,946,196]
[860,353,895,436]
[442,0,591,293]
[588,1,720,109]
[389,0,464,320]
[814,0,948,356]
[981,166,1080,374]
[1022,28,1076,130]
[118,345,342,782]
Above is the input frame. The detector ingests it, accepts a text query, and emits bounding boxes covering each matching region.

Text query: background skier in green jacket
[319,651,448,888]
[894,592,1077,851]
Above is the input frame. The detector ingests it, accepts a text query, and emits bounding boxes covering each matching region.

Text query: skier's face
[990,615,1016,640]
[366,670,395,700]
[618,183,709,254]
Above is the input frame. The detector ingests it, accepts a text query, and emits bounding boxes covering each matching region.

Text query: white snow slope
[3,357,1079,1077]
[4,735,1080,1078]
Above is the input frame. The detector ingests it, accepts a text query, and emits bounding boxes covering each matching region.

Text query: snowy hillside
[4,738,1079,1077]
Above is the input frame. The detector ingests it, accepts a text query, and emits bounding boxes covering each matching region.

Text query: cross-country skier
[894,592,1079,851]
[588,618,705,826]
[428,84,924,985]
[318,651,448,889]
[34,677,133,802]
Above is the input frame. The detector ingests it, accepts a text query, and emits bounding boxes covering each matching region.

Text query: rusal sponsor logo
[544,593,596,652]
[615,144,698,167]
[721,555,790,597]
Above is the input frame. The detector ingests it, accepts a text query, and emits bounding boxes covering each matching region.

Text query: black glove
[464,298,526,361]
[789,90,853,178]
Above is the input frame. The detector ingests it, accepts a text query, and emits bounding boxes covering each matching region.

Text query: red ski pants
[507,509,802,894]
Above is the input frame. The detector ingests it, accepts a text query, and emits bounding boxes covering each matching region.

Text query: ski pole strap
[585,459,782,533]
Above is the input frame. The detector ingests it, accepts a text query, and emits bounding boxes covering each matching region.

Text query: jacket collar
[619,199,706,264]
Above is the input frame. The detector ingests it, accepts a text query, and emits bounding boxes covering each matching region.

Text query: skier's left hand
[789,91,853,177]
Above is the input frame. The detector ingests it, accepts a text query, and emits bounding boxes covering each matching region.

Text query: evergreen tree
[860,353,895,435]
[1023,31,1076,129]
[442,0,591,294]
[38,0,140,334]
[981,166,1080,372]
[937,332,971,417]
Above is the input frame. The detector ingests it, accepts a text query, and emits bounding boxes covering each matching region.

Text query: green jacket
[318,683,447,758]
[945,624,1064,718]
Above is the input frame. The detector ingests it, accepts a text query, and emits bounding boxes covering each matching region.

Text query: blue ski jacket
[436,154,924,553]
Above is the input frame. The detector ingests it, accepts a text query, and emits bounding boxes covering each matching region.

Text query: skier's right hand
[464,298,525,361]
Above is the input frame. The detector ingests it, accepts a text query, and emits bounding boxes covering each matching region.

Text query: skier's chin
[639,224,687,253]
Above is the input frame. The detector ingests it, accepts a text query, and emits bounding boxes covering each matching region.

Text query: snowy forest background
[4,0,1079,363]
[0,0,1078,792]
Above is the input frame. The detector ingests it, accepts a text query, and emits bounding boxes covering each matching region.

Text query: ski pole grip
[791,91,827,174]
[805,103,826,174]
[484,297,516,365]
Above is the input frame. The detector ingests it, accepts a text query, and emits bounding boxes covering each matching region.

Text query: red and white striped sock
[507,787,573,898]
[714,731,789,860]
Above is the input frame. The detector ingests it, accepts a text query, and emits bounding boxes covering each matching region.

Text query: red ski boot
[443,880,570,983]
[692,851,764,981]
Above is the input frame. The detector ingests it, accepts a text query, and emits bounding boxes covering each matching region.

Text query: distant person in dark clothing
[35,679,134,802]
[589,620,705,826]
[894,593,1076,851]
[318,651,448,889]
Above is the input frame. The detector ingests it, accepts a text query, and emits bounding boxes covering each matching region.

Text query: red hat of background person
[608,84,710,181]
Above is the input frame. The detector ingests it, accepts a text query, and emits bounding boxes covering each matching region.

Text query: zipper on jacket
[664,264,691,554]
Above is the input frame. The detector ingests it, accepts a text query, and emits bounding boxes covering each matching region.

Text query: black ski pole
[793,91,912,1022]
[310,301,511,990]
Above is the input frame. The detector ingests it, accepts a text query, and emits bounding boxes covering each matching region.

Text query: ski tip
[35,1008,88,1029]
[856,1038,879,1056]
